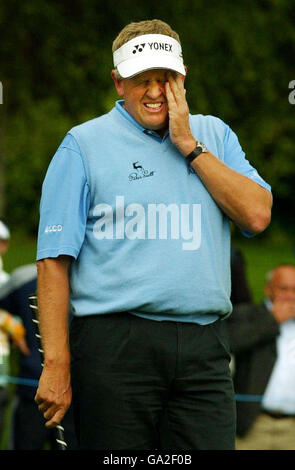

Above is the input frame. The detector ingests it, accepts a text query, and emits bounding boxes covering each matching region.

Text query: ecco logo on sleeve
[45,224,63,233]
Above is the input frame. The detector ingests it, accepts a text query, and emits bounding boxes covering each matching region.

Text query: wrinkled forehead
[270,267,295,286]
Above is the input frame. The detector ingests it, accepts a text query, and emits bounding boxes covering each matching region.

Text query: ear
[111,70,125,97]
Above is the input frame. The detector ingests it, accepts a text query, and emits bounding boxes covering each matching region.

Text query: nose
[146,80,165,99]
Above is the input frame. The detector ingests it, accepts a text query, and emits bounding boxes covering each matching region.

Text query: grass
[0,356,18,450]
[2,232,37,273]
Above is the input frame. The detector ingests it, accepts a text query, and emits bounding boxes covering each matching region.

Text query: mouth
[143,102,165,112]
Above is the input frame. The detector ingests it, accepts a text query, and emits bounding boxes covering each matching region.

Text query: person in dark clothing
[230,245,252,305]
[227,263,295,450]
[0,264,78,450]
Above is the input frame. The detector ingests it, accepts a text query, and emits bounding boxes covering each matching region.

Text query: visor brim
[117,55,186,78]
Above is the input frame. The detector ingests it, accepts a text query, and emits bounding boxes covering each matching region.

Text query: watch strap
[186,142,208,165]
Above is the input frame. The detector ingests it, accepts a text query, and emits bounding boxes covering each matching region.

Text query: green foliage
[4,100,73,232]
[0,0,294,233]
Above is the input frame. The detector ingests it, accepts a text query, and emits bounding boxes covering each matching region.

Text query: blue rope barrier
[0,375,39,387]
[235,394,263,402]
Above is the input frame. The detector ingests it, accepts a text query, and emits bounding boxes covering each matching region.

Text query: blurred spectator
[229,245,252,375]
[0,220,11,432]
[230,245,252,305]
[227,264,295,450]
[0,220,29,443]
[0,220,10,285]
[0,264,78,449]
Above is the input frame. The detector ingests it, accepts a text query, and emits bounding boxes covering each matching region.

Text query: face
[265,266,295,302]
[112,69,183,133]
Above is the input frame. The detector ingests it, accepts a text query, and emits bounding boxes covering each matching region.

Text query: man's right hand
[35,363,72,428]
[36,255,73,428]
[271,300,295,323]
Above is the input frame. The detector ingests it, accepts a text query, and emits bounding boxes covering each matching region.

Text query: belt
[262,410,295,419]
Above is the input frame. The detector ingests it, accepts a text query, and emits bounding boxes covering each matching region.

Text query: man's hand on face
[271,299,295,323]
[165,73,196,157]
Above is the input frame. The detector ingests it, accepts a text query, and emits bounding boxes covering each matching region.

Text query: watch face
[199,143,207,152]
[195,146,202,155]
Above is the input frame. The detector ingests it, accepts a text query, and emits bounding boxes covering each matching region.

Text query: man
[227,264,295,450]
[35,19,272,450]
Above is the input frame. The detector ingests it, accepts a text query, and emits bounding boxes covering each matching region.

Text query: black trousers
[70,313,236,450]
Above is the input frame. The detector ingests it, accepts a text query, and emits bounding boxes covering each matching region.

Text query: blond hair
[112,19,181,79]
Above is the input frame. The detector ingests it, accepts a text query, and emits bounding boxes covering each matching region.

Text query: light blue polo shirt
[37,100,271,324]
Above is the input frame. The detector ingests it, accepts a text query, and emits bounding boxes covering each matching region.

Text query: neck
[155,126,168,138]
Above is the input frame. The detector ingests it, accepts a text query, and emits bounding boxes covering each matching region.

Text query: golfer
[35,19,272,450]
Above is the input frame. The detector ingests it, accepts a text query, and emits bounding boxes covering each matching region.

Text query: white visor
[113,34,186,78]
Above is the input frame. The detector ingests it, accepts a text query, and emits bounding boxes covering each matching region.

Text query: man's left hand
[165,74,196,156]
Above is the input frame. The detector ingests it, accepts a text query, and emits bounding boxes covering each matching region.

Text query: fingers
[34,367,72,429]
[43,406,66,428]
[165,74,188,118]
[37,401,50,412]
[166,73,186,102]
[45,409,66,428]
[164,73,193,155]
[35,390,70,428]
[35,398,67,428]
[165,80,176,108]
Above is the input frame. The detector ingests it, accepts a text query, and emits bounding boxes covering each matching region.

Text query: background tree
[0,0,294,234]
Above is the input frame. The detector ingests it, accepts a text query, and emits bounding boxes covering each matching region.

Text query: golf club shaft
[29,294,67,450]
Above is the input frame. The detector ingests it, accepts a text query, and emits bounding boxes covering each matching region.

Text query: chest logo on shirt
[129,161,155,181]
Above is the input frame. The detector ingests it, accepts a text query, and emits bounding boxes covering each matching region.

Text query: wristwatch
[186,141,209,165]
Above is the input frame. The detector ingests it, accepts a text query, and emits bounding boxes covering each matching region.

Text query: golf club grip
[29,294,67,450]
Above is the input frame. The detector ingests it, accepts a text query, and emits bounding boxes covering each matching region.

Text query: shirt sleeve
[36,134,90,261]
[222,124,272,238]
[223,124,272,193]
